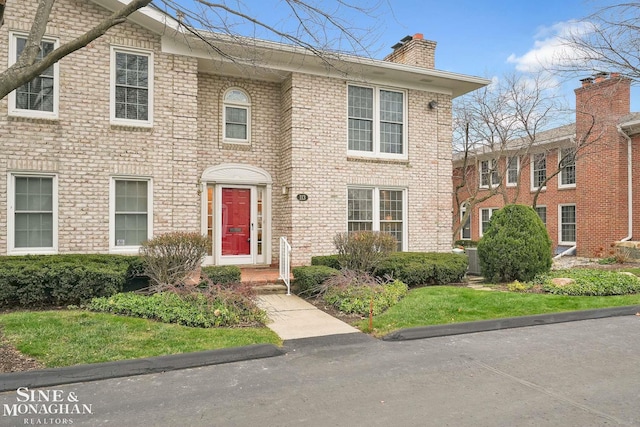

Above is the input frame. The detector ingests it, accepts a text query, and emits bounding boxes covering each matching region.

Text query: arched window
[223,88,251,143]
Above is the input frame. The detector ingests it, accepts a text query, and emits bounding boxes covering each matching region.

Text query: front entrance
[201,163,272,266]
[221,188,251,257]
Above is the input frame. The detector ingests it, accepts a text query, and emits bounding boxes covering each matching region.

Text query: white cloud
[507,20,595,73]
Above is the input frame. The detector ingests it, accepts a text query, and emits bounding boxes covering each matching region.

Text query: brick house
[1,0,488,266]
[453,73,640,258]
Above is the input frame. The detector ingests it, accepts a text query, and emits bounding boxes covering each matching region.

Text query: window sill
[347,156,409,165]
[558,185,576,190]
[8,113,59,123]
[110,119,153,130]
[8,248,58,256]
[110,247,142,255]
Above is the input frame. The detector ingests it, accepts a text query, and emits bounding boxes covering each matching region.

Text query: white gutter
[617,124,633,242]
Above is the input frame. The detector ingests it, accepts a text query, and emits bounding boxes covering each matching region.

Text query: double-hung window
[534,206,547,225]
[8,174,58,254]
[479,207,499,236]
[559,147,576,188]
[111,47,153,126]
[559,204,576,244]
[110,178,152,252]
[460,204,471,240]
[531,153,547,190]
[506,156,519,186]
[348,85,406,159]
[480,159,499,188]
[223,88,251,143]
[347,187,406,251]
[8,33,59,119]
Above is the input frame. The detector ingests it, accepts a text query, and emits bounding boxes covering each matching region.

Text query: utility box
[466,247,481,275]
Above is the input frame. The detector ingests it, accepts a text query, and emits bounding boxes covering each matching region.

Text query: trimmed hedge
[311,255,341,270]
[323,279,408,316]
[201,265,242,285]
[0,254,142,307]
[375,252,468,287]
[292,265,339,295]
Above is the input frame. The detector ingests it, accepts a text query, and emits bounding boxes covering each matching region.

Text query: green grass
[359,286,640,336]
[0,310,281,368]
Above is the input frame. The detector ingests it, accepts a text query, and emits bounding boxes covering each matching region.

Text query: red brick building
[453,74,640,257]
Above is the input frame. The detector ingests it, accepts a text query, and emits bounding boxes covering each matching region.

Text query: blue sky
[176,0,636,115]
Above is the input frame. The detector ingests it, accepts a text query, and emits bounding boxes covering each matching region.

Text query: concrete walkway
[256,294,360,340]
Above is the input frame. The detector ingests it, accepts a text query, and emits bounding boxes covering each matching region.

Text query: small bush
[375,252,468,287]
[333,231,397,272]
[201,265,241,285]
[322,271,408,316]
[539,269,640,296]
[0,255,137,307]
[292,265,339,296]
[477,204,552,283]
[89,287,267,328]
[140,232,210,293]
[311,255,341,270]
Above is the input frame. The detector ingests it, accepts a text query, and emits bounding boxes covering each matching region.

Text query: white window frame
[558,204,576,245]
[534,205,547,226]
[479,207,499,237]
[558,147,576,189]
[479,159,499,189]
[460,203,471,240]
[506,156,519,187]
[110,46,154,127]
[347,84,408,160]
[7,173,59,255]
[8,32,60,119]
[109,176,153,254]
[222,88,251,144]
[347,186,408,251]
[531,152,547,191]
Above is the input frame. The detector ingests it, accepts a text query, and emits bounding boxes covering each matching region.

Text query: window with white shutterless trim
[8,32,59,119]
[559,147,576,188]
[559,204,576,244]
[479,207,499,237]
[110,178,153,252]
[223,88,251,143]
[110,47,153,127]
[7,173,58,254]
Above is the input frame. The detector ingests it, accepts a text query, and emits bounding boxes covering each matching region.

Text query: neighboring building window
[460,204,471,240]
[111,178,152,250]
[480,159,499,188]
[535,206,547,225]
[8,174,58,254]
[559,147,576,187]
[506,156,519,186]
[347,85,406,158]
[479,208,499,236]
[347,187,406,250]
[223,88,251,143]
[8,33,59,118]
[559,204,576,244]
[531,153,547,190]
[111,47,153,126]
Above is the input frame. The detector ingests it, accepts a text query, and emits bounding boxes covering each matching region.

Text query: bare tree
[555,2,640,83]
[452,73,569,240]
[1,0,382,101]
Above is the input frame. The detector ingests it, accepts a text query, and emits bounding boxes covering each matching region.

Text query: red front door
[222,188,251,256]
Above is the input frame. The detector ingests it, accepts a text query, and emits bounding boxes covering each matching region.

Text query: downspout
[617,124,633,242]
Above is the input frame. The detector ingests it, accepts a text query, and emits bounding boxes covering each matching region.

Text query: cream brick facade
[1,0,488,265]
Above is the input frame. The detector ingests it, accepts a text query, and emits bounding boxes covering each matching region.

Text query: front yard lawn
[359,286,640,336]
[0,310,281,368]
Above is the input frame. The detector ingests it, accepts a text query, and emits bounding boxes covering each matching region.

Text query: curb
[0,344,284,392]
[382,305,640,341]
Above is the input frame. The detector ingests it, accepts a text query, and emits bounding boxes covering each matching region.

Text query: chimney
[575,72,631,121]
[383,33,436,69]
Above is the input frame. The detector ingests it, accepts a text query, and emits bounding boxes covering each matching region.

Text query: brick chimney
[383,33,436,69]
[574,72,632,257]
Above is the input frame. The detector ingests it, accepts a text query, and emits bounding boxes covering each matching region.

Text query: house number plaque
[296,194,309,201]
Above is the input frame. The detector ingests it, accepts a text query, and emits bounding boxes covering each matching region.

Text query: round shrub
[477,204,552,282]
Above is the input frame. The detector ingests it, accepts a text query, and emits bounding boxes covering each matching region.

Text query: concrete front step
[252,282,289,295]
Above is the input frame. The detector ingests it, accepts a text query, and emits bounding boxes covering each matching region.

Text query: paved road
[2,316,639,426]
